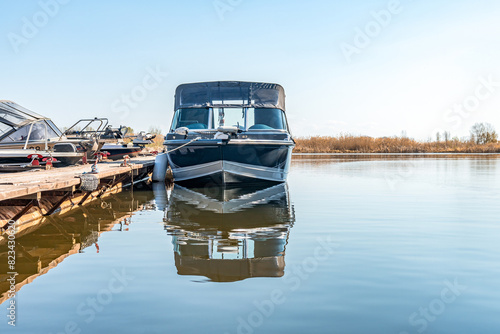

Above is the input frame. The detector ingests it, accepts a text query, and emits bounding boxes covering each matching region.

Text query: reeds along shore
[293,135,500,153]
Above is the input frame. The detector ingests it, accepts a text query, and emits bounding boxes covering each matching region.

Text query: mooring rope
[165,137,201,154]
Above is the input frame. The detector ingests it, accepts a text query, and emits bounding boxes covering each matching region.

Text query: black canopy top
[174,81,286,111]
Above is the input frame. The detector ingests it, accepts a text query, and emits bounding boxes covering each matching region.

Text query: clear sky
[1,0,499,139]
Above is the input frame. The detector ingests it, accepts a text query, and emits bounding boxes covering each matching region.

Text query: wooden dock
[0,156,155,231]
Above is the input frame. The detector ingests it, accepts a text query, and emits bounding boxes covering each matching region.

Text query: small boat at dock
[163,81,295,186]
[0,101,96,154]
[101,132,156,160]
[0,101,151,166]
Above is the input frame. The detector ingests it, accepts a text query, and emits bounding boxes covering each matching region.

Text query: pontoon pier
[0,157,155,233]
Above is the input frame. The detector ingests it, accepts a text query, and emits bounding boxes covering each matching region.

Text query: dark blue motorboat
[163,81,295,186]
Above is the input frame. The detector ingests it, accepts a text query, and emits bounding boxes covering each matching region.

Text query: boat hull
[101,144,142,160]
[165,140,293,185]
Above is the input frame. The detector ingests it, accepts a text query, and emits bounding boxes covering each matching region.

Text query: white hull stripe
[168,159,289,182]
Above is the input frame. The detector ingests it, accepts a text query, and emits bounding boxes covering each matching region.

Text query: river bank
[293,136,500,153]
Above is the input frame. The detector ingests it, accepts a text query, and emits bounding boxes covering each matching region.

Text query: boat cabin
[0,100,63,149]
[170,82,290,133]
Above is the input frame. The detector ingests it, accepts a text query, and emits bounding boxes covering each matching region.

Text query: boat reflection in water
[0,190,154,305]
[156,183,295,282]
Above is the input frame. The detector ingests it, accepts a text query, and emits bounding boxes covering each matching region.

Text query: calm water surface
[1,155,499,334]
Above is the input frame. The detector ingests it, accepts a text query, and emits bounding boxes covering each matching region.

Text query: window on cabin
[1,121,59,143]
[0,122,12,139]
[29,121,59,140]
[246,108,287,130]
[215,108,245,130]
[172,108,210,130]
[0,111,25,125]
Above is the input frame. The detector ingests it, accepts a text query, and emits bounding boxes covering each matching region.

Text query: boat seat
[248,124,274,130]
[185,123,207,130]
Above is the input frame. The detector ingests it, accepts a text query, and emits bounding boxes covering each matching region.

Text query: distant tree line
[470,123,498,144]
[294,123,500,153]
[435,122,498,145]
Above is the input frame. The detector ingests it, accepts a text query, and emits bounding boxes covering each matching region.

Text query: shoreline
[293,136,500,154]
[292,152,500,155]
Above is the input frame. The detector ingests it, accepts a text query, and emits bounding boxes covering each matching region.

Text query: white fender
[152,153,168,182]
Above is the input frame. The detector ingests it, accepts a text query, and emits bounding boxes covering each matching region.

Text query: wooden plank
[9,193,42,200]
[44,192,73,216]
[1,200,38,229]
[0,199,35,206]
[0,157,154,201]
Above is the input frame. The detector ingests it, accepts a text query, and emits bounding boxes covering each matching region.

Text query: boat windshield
[46,119,63,136]
[0,110,26,126]
[171,108,211,130]
[171,108,288,131]
[0,122,12,138]
[0,101,44,125]
[246,108,287,130]
[216,108,245,130]
[0,121,60,143]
